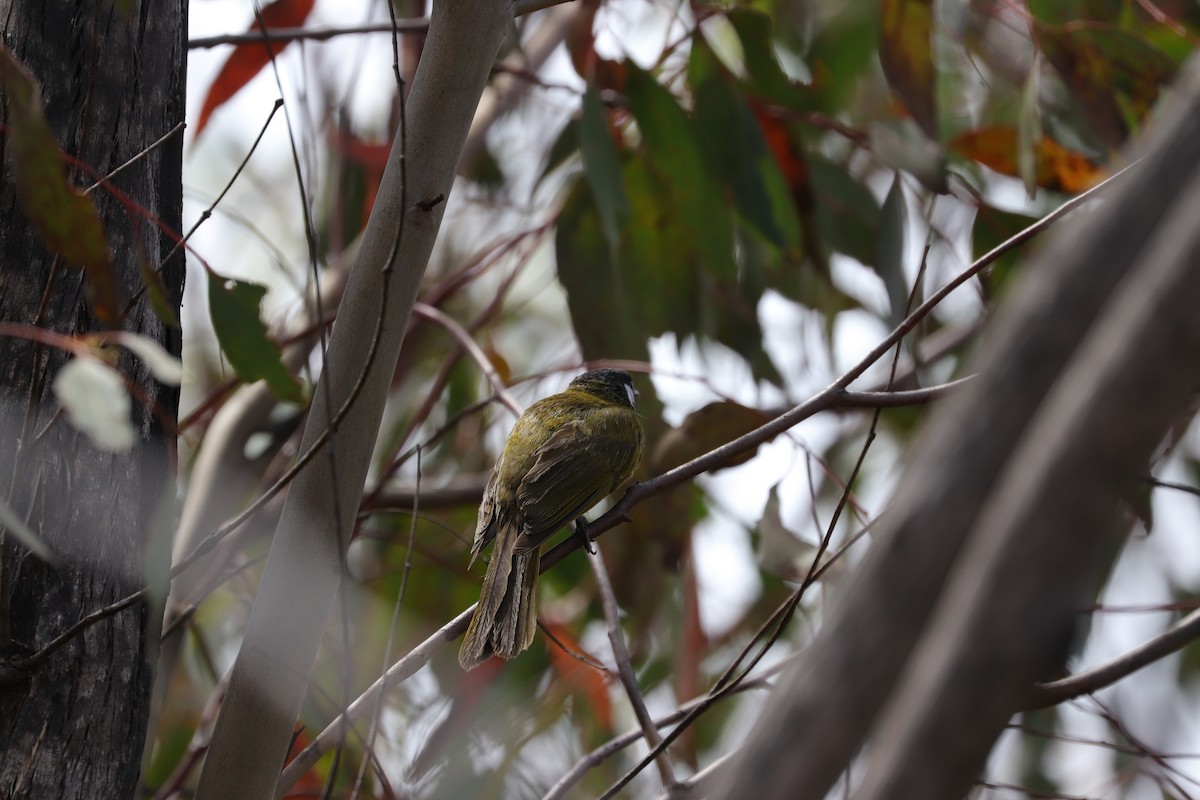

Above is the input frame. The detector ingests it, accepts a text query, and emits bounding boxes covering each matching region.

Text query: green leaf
[1036,23,1177,147]
[803,5,880,115]
[876,175,911,326]
[141,722,195,789]
[756,482,821,582]
[972,205,1041,298]
[1027,0,1119,25]
[1017,59,1043,198]
[465,141,505,191]
[0,46,118,326]
[538,117,580,189]
[625,63,735,281]
[207,272,304,404]
[621,160,702,337]
[690,37,799,252]
[578,85,628,258]
[555,180,652,362]
[726,9,803,105]
[807,155,881,266]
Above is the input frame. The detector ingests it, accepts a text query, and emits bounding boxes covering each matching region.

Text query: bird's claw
[574,518,596,555]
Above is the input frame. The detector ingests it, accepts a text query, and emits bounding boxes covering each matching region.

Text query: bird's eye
[625,383,637,408]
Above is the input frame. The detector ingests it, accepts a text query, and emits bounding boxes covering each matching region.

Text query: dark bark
[0,3,185,798]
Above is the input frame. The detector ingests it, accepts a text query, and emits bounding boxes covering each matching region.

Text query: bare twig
[588,548,677,790]
[189,20,430,49]
[187,0,572,49]
[657,749,740,800]
[2,589,147,680]
[351,444,421,800]
[275,605,477,797]
[85,122,186,194]
[543,658,793,800]
[412,303,521,417]
[1147,477,1200,500]
[1028,607,1200,708]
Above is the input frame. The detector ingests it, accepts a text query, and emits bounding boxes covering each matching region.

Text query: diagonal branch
[1028,607,1200,709]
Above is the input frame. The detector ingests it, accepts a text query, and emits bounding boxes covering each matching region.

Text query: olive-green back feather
[459,369,645,670]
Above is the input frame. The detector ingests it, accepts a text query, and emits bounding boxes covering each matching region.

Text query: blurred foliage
[150,0,1200,798]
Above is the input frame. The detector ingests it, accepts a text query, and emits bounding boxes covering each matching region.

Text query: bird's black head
[569,368,639,409]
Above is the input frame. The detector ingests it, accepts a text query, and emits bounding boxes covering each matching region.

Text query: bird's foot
[574,518,596,555]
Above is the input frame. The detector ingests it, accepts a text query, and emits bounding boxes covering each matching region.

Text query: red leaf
[750,102,813,213]
[334,130,392,172]
[332,129,390,225]
[195,0,317,138]
[544,621,613,732]
[280,729,323,799]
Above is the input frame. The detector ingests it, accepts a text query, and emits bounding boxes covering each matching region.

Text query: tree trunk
[0,3,185,798]
[715,59,1200,800]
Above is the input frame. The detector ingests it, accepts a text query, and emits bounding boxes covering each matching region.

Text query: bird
[458,368,646,670]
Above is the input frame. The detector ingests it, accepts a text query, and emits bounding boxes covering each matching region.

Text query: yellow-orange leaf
[951,126,1102,193]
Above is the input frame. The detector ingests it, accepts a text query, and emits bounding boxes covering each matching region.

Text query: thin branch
[124,101,283,319]
[351,445,421,800]
[600,421,885,798]
[1028,607,1200,708]
[189,20,430,49]
[366,379,970,513]
[588,548,677,790]
[187,0,572,49]
[275,606,477,797]
[412,303,521,417]
[2,588,147,681]
[658,749,740,800]
[1147,477,1200,500]
[543,658,793,800]
[84,121,186,194]
[1085,697,1200,798]
[834,377,972,408]
[365,476,488,511]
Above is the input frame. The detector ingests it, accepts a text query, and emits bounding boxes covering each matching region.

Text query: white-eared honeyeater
[458,368,645,670]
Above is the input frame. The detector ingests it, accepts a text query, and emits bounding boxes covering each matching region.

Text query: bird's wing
[512,419,639,553]
[468,466,500,566]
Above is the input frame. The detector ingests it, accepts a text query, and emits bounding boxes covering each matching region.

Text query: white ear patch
[624,382,637,408]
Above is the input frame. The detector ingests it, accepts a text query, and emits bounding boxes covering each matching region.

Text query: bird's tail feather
[459,520,542,670]
[493,549,539,659]
[458,525,515,670]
